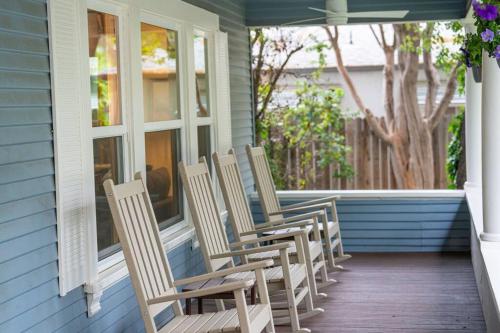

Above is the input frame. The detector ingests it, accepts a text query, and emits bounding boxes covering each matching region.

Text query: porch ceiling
[245,0,470,27]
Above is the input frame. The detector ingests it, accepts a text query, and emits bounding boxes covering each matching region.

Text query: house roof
[245,0,469,27]
[280,25,459,69]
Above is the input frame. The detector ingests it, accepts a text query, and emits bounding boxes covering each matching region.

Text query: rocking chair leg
[280,248,304,333]
[197,298,203,314]
[318,251,335,286]
[301,233,323,299]
[324,238,336,270]
[215,299,225,311]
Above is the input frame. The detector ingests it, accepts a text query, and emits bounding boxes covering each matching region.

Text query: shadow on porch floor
[277,253,486,333]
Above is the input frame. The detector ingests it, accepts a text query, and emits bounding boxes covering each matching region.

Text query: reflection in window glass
[194,33,210,117]
[145,130,183,228]
[141,23,180,122]
[93,137,124,259]
[88,10,122,127]
[197,125,211,172]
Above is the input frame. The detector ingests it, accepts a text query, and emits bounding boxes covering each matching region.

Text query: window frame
[84,3,221,277]
[82,0,133,284]
[140,12,187,231]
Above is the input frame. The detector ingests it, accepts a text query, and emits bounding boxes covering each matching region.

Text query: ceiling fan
[283,0,409,26]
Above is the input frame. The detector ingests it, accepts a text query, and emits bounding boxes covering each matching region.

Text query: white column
[481,53,500,242]
[465,24,482,187]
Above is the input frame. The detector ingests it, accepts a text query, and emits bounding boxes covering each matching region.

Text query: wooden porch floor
[278,253,486,333]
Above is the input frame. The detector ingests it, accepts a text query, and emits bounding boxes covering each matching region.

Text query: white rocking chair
[213,149,334,297]
[179,159,324,333]
[104,173,275,333]
[246,145,352,270]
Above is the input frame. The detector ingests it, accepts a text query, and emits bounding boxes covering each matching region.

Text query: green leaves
[283,79,354,181]
[446,107,465,189]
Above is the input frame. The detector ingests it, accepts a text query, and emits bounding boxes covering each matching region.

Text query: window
[197,125,211,163]
[145,130,182,228]
[193,30,214,171]
[50,0,231,299]
[141,23,180,122]
[93,137,123,259]
[88,10,122,127]
[194,32,210,117]
[142,21,184,229]
[87,9,128,260]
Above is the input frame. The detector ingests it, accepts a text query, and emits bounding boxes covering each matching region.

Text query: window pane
[142,23,180,122]
[197,126,211,170]
[93,137,124,259]
[88,10,122,127]
[194,33,210,117]
[145,130,183,228]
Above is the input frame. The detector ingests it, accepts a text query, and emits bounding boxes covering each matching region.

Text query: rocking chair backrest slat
[104,174,182,332]
[213,149,257,241]
[246,145,283,222]
[179,158,233,272]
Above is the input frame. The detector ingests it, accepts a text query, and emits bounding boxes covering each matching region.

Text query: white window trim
[90,0,221,288]
[50,0,230,317]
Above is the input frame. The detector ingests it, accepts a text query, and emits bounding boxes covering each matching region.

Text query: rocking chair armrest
[277,211,325,224]
[230,229,307,247]
[242,220,314,236]
[254,220,284,229]
[148,280,255,305]
[210,243,290,259]
[254,210,324,231]
[282,195,340,210]
[173,260,274,287]
[272,202,332,215]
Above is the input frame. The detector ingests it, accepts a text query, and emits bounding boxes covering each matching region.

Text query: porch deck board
[277,253,486,333]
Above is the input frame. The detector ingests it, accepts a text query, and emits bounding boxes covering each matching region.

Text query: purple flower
[495,45,500,59]
[481,28,495,42]
[473,0,499,21]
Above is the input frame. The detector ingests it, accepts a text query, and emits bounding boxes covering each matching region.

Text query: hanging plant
[460,0,500,81]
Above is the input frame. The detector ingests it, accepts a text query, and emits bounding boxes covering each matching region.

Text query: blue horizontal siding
[251,196,471,252]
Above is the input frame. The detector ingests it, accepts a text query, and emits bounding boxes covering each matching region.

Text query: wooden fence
[278,110,457,190]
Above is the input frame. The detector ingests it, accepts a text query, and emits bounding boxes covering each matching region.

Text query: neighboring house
[274,26,464,117]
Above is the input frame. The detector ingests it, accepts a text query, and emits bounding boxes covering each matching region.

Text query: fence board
[275,109,457,190]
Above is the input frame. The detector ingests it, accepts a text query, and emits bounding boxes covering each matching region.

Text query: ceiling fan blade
[281,16,325,26]
[308,7,339,15]
[309,7,409,19]
[346,10,409,18]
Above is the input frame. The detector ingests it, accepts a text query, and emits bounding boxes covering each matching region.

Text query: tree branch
[324,26,392,144]
[428,63,459,130]
[379,24,388,49]
[422,23,440,118]
[260,44,304,116]
[253,29,266,120]
[369,25,382,48]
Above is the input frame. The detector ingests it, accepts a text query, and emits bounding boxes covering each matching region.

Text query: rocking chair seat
[160,304,270,333]
[318,220,339,235]
[246,244,297,261]
[247,241,323,265]
[226,263,305,285]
